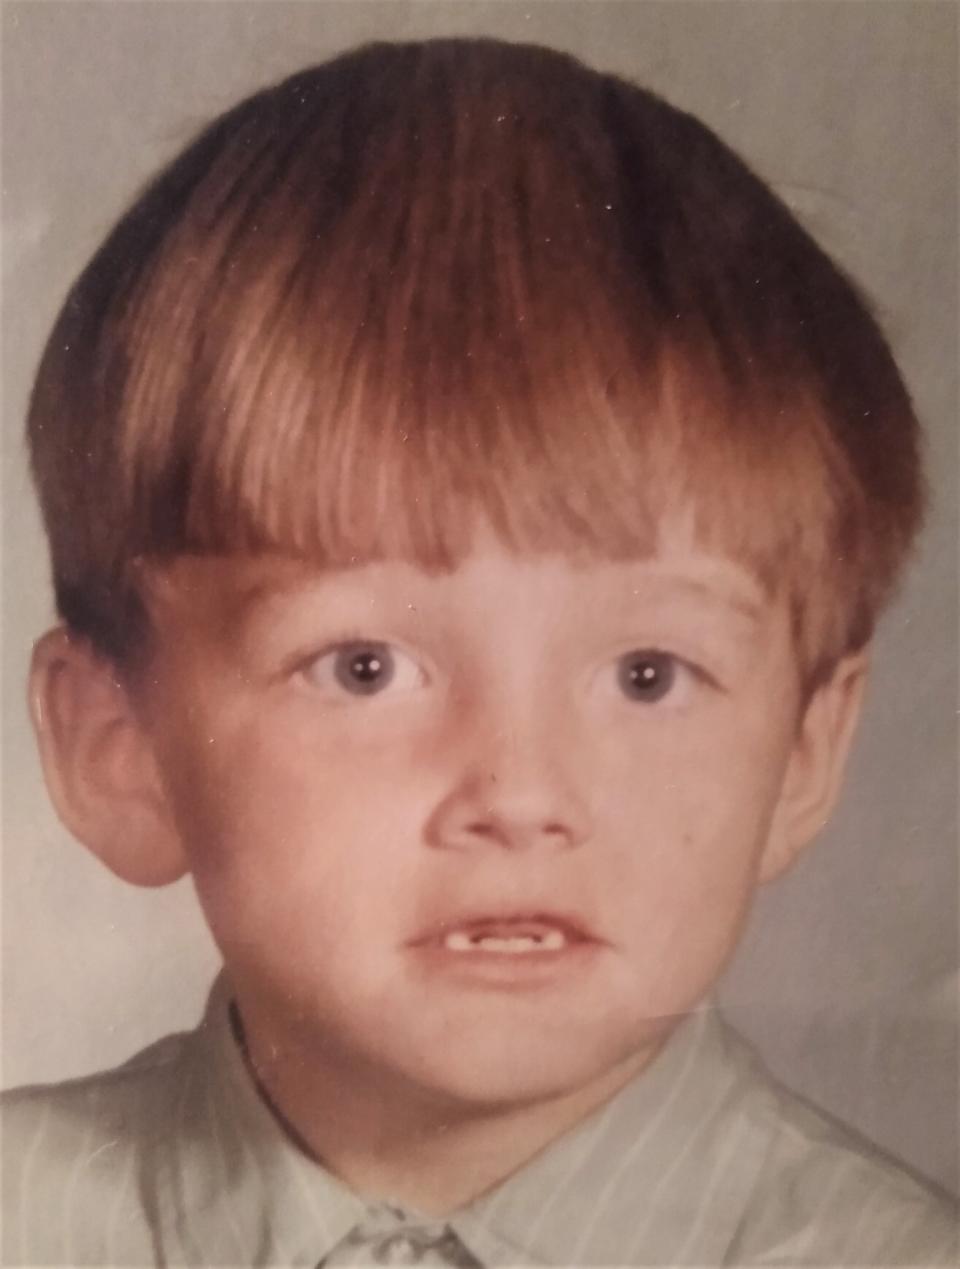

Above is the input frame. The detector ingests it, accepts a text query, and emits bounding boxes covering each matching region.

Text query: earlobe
[29,627,188,886]
[759,652,869,884]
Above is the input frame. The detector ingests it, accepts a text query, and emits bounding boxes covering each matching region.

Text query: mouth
[432,915,591,954]
[408,913,603,959]
[405,913,606,989]
[444,926,567,953]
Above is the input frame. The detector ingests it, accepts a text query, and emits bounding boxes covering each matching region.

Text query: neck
[235,1005,661,1215]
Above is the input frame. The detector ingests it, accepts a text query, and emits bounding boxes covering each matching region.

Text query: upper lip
[408,909,601,947]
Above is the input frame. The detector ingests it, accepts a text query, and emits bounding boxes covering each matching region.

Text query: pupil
[619,651,674,702]
[334,643,394,694]
[351,652,381,681]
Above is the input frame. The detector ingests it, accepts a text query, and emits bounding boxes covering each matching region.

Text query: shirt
[3,974,956,1266]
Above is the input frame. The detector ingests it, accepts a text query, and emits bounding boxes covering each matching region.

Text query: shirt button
[373,1234,421,1264]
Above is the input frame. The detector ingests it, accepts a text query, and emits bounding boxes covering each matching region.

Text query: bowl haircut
[27,39,923,688]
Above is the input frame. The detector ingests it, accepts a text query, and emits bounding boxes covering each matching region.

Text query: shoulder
[723,1027,958,1266]
[1,1030,194,1266]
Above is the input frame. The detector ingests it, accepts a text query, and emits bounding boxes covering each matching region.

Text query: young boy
[2,36,955,1268]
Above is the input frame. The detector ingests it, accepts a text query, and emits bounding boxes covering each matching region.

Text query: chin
[397,1022,654,1114]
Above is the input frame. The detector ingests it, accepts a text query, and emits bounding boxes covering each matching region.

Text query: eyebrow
[219,560,408,637]
[216,557,771,640]
[638,578,765,622]
[586,568,769,635]
[225,570,331,629]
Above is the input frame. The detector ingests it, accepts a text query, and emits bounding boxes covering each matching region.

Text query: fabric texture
[3,974,956,1267]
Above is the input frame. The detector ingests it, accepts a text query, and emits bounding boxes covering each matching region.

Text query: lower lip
[408,939,604,988]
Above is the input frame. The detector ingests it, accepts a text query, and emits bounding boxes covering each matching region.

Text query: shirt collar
[458,1007,769,1266]
[166,974,768,1266]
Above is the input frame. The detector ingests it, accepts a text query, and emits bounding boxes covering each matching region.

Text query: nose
[424,710,593,854]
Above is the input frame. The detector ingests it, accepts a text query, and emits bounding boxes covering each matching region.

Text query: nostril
[424,766,592,853]
[463,816,573,848]
[465,821,496,838]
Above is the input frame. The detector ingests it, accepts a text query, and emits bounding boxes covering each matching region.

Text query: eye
[615,650,679,704]
[300,640,424,698]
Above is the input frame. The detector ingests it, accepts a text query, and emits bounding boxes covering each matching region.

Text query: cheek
[597,714,791,903]
[158,707,426,925]
[590,729,790,1014]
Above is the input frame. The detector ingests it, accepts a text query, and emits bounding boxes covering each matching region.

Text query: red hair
[28,38,923,683]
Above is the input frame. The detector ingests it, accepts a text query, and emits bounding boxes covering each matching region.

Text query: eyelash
[603,650,719,715]
[296,639,426,699]
[294,639,711,708]
[611,649,684,705]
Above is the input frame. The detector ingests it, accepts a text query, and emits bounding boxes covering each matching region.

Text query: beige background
[2,0,957,1194]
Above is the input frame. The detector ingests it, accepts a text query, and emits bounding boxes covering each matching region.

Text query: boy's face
[131,527,836,1110]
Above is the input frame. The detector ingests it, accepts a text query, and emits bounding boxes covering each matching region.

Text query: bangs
[127,285,825,572]
[119,262,854,672]
[30,39,918,675]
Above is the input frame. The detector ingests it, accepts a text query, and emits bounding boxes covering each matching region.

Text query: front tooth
[481,937,530,952]
[445,932,474,951]
[442,929,568,952]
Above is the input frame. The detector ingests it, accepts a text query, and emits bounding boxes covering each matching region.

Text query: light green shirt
[3,975,955,1266]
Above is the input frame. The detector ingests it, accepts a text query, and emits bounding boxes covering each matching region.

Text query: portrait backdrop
[2,0,956,1195]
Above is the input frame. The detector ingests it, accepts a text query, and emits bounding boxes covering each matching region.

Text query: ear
[759,652,869,884]
[29,627,188,886]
